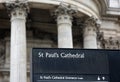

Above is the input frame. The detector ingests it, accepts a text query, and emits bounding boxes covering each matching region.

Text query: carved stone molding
[52,3,78,18]
[5,0,29,17]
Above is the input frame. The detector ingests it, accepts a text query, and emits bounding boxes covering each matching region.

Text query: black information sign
[108,50,120,82]
[31,48,110,82]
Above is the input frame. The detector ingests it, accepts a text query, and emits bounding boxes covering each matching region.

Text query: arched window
[109,0,120,8]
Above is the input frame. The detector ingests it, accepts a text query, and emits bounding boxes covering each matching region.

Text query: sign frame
[30,48,119,82]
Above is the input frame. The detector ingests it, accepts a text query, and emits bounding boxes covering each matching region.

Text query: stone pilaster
[5,1,29,82]
[83,16,101,49]
[53,3,77,48]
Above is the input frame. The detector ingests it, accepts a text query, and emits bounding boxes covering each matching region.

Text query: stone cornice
[102,17,118,21]
[0,0,101,18]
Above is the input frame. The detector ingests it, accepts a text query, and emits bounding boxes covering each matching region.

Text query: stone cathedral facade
[0,0,120,82]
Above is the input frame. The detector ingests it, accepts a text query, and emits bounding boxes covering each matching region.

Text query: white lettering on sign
[46,52,59,58]
[60,53,85,58]
[38,52,44,58]
[38,52,85,58]
[39,75,84,80]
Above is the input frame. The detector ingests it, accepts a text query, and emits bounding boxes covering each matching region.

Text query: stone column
[54,3,77,48]
[6,1,29,82]
[83,16,100,49]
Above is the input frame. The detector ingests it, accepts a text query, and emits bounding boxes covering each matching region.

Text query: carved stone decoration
[84,16,101,32]
[97,31,120,49]
[52,2,78,19]
[5,0,29,17]
[97,32,105,49]
[102,37,120,49]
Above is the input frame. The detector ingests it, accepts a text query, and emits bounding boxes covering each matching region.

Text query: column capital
[5,0,29,17]
[53,3,78,17]
[84,16,101,33]
[85,16,101,28]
